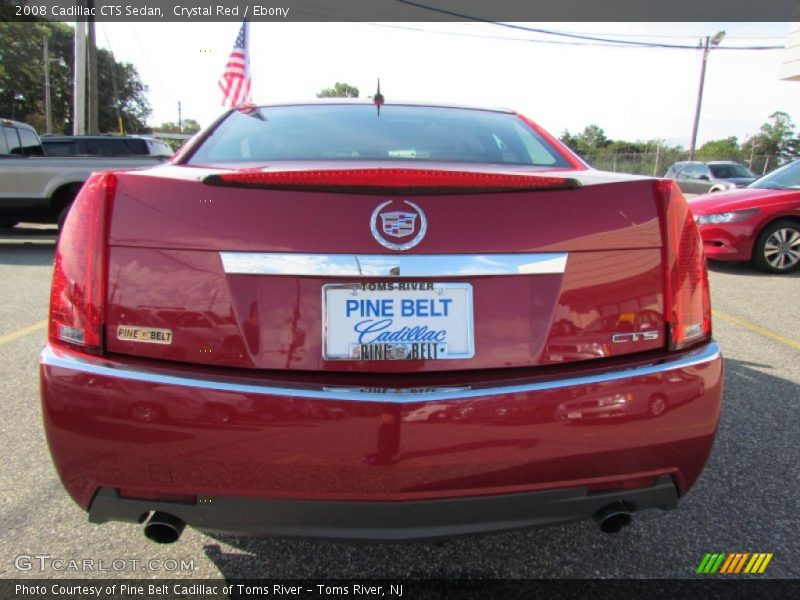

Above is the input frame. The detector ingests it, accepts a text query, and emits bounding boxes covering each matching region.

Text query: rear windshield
[86,138,147,156]
[42,141,79,156]
[187,105,571,168]
[709,164,755,179]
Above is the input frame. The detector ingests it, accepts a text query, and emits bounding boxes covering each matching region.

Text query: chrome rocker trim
[219,252,569,277]
[41,341,721,405]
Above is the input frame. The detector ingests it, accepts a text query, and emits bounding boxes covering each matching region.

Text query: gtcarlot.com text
[14,554,195,572]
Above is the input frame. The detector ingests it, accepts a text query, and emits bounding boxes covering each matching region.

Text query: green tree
[696,136,741,161]
[154,119,201,134]
[559,130,579,152]
[97,51,151,133]
[561,124,611,157]
[0,20,151,133]
[744,111,797,163]
[576,124,609,151]
[607,140,648,154]
[316,82,359,98]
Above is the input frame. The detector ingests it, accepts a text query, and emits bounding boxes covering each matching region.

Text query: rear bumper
[89,476,678,541]
[40,341,722,537]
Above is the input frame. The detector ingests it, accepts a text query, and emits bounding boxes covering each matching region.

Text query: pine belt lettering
[347,296,451,346]
[343,292,453,360]
[354,342,445,361]
[117,325,173,345]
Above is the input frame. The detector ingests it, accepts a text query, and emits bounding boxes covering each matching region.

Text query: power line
[128,23,176,103]
[523,30,786,41]
[363,21,783,51]
[392,0,784,50]
[98,23,123,132]
[363,22,638,48]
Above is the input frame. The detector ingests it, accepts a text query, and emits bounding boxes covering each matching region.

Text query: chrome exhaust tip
[143,512,185,544]
[594,502,632,534]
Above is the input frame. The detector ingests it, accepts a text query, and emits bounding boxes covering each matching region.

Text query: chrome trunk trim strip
[219,252,569,277]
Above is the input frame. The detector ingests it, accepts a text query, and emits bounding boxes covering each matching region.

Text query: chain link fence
[580,150,783,178]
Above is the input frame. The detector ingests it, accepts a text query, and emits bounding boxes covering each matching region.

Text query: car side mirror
[698,175,709,181]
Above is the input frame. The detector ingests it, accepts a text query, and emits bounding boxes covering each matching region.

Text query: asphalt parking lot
[0,224,797,580]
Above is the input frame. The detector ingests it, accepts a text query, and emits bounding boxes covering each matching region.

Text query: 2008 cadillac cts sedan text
[40,102,723,543]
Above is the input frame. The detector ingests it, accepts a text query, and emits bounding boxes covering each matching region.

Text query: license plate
[323,282,474,360]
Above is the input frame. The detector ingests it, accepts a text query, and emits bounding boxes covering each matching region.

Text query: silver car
[664,161,757,194]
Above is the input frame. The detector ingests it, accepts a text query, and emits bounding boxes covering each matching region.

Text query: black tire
[752,219,800,274]
[53,183,82,230]
[57,205,70,230]
[0,220,18,229]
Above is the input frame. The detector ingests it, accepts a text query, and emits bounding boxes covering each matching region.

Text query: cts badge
[370,200,427,251]
[611,331,660,344]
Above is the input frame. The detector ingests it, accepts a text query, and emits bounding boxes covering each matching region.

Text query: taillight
[203,168,579,194]
[49,173,116,355]
[657,179,712,351]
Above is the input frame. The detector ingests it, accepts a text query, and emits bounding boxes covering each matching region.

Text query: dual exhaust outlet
[141,503,633,544]
[143,512,185,544]
[593,502,633,534]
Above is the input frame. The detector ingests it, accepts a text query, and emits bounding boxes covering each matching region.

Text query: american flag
[218,21,252,108]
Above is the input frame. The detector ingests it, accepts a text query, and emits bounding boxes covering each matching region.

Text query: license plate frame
[322,282,474,361]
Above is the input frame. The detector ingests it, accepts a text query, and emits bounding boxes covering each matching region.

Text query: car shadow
[0,242,55,266]
[0,225,57,264]
[195,357,799,578]
[707,260,800,278]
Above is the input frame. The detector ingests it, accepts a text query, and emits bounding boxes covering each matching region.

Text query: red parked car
[40,102,723,543]
[689,159,800,273]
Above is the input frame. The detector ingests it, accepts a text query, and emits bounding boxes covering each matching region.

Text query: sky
[95,21,799,147]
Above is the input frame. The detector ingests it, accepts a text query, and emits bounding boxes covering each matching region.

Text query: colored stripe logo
[696,553,773,574]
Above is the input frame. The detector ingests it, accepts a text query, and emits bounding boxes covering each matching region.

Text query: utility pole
[653,140,661,177]
[43,34,52,134]
[73,20,87,135]
[87,1,99,135]
[178,101,182,133]
[689,31,725,160]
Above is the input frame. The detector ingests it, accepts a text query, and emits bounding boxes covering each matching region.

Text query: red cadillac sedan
[40,102,723,543]
[688,159,800,273]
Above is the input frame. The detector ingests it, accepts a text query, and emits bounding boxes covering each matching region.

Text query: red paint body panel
[688,187,800,262]
[41,344,722,511]
[105,247,664,372]
[104,170,665,372]
[108,167,661,253]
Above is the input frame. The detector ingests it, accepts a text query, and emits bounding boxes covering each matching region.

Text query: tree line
[560,112,799,175]
[0,20,151,134]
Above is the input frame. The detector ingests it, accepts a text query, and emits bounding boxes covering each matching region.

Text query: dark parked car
[41,135,173,158]
[665,161,757,194]
[0,118,44,156]
[41,101,722,544]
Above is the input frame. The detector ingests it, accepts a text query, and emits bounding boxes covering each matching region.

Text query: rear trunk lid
[105,164,666,373]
